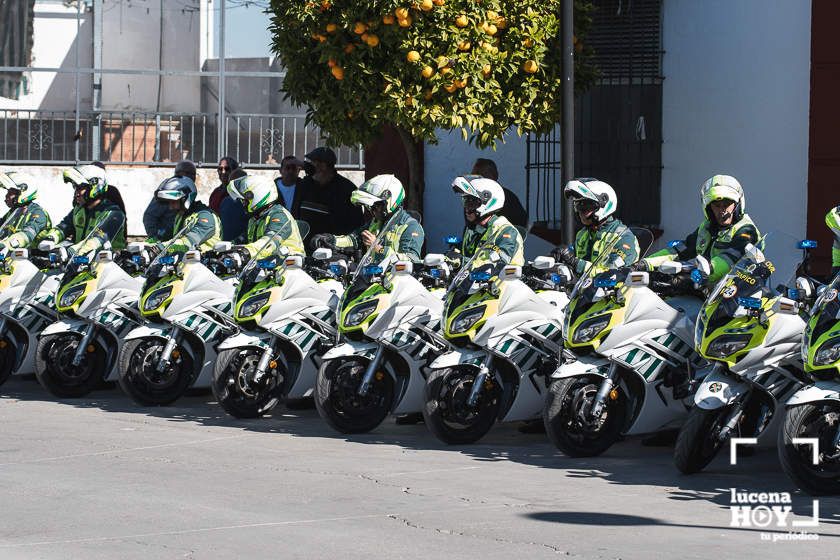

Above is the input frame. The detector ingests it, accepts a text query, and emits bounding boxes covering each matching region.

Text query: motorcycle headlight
[59,284,86,308]
[814,337,840,366]
[706,334,752,358]
[345,300,378,327]
[572,316,610,344]
[238,292,271,319]
[450,305,487,334]
[143,286,173,312]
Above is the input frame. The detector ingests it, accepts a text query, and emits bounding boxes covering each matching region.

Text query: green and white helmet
[564,178,617,222]
[350,174,405,214]
[227,175,277,214]
[156,176,198,209]
[451,175,505,217]
[0,171,37,205]
[701,174,744,221]
[63,164,108,199]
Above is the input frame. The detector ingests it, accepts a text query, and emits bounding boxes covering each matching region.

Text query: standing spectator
[143,160,196,240]
[275,155,304,216]
[471,158,529,230]
[219,167,249,242]
[297,147,362,238]
[209,157,239,213]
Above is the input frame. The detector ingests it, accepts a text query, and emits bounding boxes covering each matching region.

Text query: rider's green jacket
[0,202,51,249]
[167,201,221,253]
[574,217,640,274]
[462,214,524,268]
[43,199,126,253]
[334,208,424,263]
[644,213,760,283]
[244,202,305,259]
[827,205,840,274]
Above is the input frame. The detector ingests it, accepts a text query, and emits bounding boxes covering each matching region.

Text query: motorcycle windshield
[142,225,193,285]
[568,224,633,301]
[236,220,294,297]
[350,212,404,283]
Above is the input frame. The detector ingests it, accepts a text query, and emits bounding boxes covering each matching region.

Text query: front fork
[251,335,276,386]
[156,327,182,373]
[72,323,96,366]
[358,346,385,397]
[466,356,493,408]
[718,393,749,441]
[589,363,619,419]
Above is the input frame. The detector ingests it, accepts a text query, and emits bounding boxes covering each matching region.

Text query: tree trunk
[395,126,424,214]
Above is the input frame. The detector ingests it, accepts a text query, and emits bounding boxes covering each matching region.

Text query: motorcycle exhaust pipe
[156,328,181,373]
[71,324,96,367]
[358,346,386,397]
[590,363,619,419]
[467,357,493,408]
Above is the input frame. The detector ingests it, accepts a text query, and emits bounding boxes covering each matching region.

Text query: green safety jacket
[645,213,760,283]
[0,202,51,249]
[462,214,524,268]
[244,203,305,259]
[826,206,840,274]
[574,217,640,274]
[44,199,126,254]
[167,201,221,254]
[334,208,424,263]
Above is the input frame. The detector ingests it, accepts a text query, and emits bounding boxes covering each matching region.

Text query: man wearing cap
[297,147,362,239]
[143,160,197,241]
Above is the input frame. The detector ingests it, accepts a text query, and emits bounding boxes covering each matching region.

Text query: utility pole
[561,0,575,244]
[217,0,226,160]
[92,0,102,161]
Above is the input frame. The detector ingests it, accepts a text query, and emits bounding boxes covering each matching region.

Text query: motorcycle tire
[422,367,501,445]
[35,333,106,398]
[0,336,15,387]
[674,406,730,474]
[212,347,282,419]
[315,357,394,434]
[778,404,840,496]
[118,338,195,406]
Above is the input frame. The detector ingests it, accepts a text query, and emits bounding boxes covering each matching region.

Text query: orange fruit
[454,77,467,88]
[455,14,468,27]
[383,14,395,24]
[457,40,471,51]
[344,44,355,53]
[481,64,491,76]
[398,16,412,27]
[407,50,421,63]
[444,83,458,93]
[433,0,445,5]
[406,95,415,107]
[484,23,497,35]
[320,0,331,10]
[421,65,434,78]
[419,0,434,11]
[423,89,433,100]
[325,23,337,33]
[365,34,380,47]
[440,67,453,76]
[395,7,409,19]
[523,37,534,48]
[353,21,367,34]
[331,66,344,80]
[327,58,337,68]
[523,60,538,73]
[496,16,507,29]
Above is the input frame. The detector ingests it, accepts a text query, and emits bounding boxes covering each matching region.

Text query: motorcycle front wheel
[673,406,732,474]
[423,367,501,445]
[543,376,626,457]
[778,404,840,496]
[315,356,394,434]
[118,338,195,406]
[35,333,107,398]
[212,347,283,419]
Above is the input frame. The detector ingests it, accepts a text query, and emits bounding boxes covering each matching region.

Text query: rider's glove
[551,245,579,270]
[309,233,336,251]
[671,271,696,292]
[221,246,251,270]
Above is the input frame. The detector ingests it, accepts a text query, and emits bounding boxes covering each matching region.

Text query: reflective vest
[172,204,221,253]
[573,218,640,274]
[245,203,305,258]
[462,214,524,267]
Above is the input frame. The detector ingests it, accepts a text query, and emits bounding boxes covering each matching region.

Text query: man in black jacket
[472,158,529,230]
[297,147,362,239]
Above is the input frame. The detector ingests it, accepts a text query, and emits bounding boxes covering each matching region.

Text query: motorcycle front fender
[550,355,610,380]
[216,330,272,352]
[320,341,378,362]
[124,324,170,341]
[694,369,749,410]
[40,319,87,338]
[427,348,486,371]
[785,381,840,407]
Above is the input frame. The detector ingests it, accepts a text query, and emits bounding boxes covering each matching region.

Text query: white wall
[2,166,363,237]
[422,129,553,257]
[661,0,812,277]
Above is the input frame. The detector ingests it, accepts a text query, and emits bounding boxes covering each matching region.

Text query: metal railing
[0,109,364,169]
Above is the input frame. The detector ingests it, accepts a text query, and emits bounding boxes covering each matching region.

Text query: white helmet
[700,174,745,221]
[0,171,37,205]
[227,175,277,214]
[351,174,405,214]
[156,176,198,210]
[451,175,505,218]
[564,178,617,223]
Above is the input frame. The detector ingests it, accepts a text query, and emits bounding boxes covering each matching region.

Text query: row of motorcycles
[1,215,840,496]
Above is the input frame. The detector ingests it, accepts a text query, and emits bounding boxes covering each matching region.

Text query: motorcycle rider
[309,174,424,263]
[41,165,126,256]
[223,174,305,265]
[154,176,221,254]
[552,178,640,274]
[0,171,51,251]
[452,175,524,269]
[827,205,839,277]
[633,175,760,285]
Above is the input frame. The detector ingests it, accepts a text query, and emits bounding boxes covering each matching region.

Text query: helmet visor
[156,189,185,201]
[573,198,600,213]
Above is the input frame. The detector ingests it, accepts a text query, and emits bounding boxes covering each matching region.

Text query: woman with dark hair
[209,157,240,213]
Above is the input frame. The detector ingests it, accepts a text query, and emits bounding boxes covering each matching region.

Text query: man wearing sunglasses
[553,178,640,274]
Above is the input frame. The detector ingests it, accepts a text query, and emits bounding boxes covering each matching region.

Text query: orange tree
[270,0,596,209]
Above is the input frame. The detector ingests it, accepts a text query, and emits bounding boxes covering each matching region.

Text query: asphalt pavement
[0,375,838,559]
